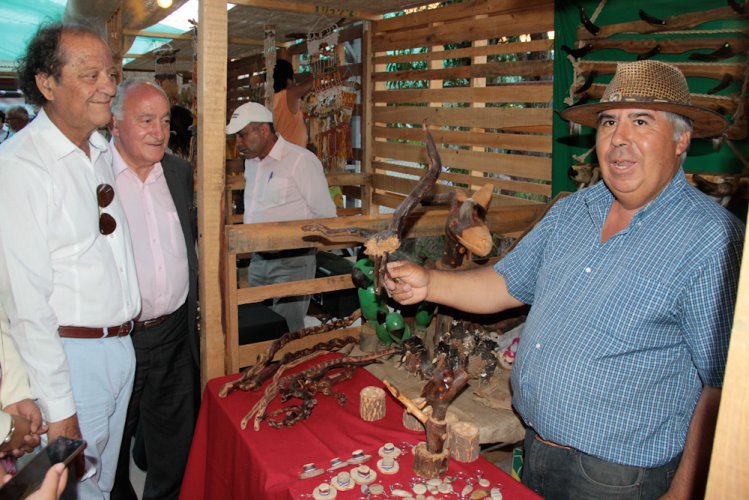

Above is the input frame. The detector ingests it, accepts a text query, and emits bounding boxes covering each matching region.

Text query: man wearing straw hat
[384,60,744,499]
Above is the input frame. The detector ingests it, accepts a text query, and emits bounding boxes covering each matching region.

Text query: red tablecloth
[180,356,539,499]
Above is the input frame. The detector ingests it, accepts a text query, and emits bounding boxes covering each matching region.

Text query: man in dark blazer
[109,80,199,500]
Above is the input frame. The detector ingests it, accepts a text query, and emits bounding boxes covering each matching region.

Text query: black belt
[256,248,316,259]
[134,304,185,330]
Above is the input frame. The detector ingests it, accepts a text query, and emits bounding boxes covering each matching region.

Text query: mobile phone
[0,437,86,500]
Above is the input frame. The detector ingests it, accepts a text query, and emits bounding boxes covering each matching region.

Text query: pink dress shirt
[112,145,189,321]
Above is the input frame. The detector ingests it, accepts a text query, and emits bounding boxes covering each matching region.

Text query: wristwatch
[1,418,15,446]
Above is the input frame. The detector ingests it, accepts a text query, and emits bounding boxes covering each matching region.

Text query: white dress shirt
[111,145,189,321]
[0,109,141,421]
[243,135,336,224]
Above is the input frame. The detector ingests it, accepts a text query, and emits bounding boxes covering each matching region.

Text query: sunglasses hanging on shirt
[96,183,117,235]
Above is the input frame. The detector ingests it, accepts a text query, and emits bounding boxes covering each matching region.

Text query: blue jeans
[522,429,681,500]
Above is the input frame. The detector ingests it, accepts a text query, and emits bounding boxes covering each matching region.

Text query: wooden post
[706,206,749,498]
[361,21,374,216]
[197,0,229,387]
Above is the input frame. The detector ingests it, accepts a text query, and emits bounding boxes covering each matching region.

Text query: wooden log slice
[412,441,450,479]
[359,386,386,422]
[402,397,431,431]
[448,421,480,463]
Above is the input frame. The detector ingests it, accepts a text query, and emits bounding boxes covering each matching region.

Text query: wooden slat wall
[370,0,555,210]
[226,52,266,115]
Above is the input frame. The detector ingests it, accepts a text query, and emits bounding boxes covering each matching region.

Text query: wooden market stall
[198,0,558,381]
[110,0,746,494]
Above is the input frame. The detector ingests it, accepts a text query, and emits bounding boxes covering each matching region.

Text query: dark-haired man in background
[0,23,140,498]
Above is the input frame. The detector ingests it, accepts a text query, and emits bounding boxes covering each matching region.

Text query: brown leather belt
[534,433,573,451]
[134,313,172,330]
[58,321,134,339]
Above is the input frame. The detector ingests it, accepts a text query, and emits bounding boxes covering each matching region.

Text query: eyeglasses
[96,184,117,235]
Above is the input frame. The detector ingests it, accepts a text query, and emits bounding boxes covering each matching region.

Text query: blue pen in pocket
[268,171,273,182]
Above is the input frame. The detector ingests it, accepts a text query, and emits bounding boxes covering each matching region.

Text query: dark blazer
[162,153,199,367]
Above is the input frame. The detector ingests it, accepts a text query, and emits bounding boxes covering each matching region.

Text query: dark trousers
[111,304,198,500]
[522,428,681,500]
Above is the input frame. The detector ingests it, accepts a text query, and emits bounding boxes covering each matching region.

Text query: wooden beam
[229,0,381,21]
[197,0,229,386]
[123,28,263,46]
[224,205,549,255]
[123,53,193,61]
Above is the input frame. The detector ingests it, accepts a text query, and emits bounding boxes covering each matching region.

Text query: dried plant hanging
[264,24,277,110]
[302,20,357,173]
[154,42,179,103]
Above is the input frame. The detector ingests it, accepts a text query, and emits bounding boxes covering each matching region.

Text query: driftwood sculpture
[384,353,469,478]
[303,123,443,293]
[421,182,494,268]
[245,347,399,430]
[219,310,362,397]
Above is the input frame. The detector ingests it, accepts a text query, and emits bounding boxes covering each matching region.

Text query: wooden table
[179,354,538,499]
[364,353,525,446]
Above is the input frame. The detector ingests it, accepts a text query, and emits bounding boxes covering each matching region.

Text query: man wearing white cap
[226,102,336,331]
[384,60,744,499]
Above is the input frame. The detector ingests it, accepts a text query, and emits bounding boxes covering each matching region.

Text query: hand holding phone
[0,437,86,500]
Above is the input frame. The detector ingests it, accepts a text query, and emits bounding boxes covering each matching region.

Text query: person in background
[0,22,141,499]
[0,307,46,469]
[384,60,744,500]
[108,80,198,500]
[272,58,313,148]
[0,110,10,144]
[6,106,30,134]
[226,102,336,332]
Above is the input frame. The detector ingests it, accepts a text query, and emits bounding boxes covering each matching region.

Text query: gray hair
[664,111,693,167]
[111,80,169,120]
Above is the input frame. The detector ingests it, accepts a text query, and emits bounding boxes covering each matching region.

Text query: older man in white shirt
[226,102,336,331]
[0,23,140,499]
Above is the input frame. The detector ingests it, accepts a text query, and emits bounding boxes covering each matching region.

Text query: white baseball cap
[226,102,273,134]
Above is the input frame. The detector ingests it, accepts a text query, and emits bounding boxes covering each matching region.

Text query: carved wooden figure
[303,123,443,294]
[384,354,469,478]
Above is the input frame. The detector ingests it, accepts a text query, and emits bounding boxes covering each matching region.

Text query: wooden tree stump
[402,397,431,431]
[413,441,450,479]
[359,386,386,421]
[359,324,379,353]
[448,421,480,463]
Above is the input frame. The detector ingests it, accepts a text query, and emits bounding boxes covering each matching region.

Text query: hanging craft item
[264,24,277,109]
[562,2,749,200]
[154,42,179,103]
[302,20,357,173]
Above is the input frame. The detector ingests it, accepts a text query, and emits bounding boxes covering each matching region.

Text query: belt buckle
[101,326,110,338]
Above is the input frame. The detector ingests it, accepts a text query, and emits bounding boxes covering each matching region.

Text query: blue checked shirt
[496,170,744,467]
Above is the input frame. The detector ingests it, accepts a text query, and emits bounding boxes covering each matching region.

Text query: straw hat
[378,442,401,458]
[350,464,377,485]
[331,471,355,491]
[326,457,348,472]
[298,463,324,480]
[346,449,372,465]
[560,60,727,138]
[312,482,337,499]
[376,456,399,475]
